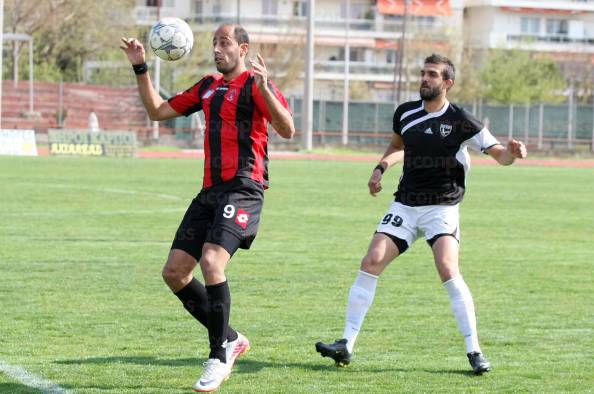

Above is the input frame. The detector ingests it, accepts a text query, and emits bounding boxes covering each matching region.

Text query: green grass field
[1,156,593,393]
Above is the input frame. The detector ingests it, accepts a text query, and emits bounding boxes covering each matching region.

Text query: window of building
[338,47,364,62]
[263,0,278,15]
[213,0,221,14]
[293,1,308,17]
[546,19,568,35]
[340,3,368,19]
[412,15,435,26]
[521,17,540,34]
[144,0,174,6]
[386,50,397,64]
[194,0,203,15]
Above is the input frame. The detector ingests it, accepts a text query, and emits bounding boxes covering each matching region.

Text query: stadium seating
[1,81,167,136]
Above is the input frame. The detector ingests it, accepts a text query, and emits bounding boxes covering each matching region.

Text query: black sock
[174,278,238,342]
[206,281,231,363]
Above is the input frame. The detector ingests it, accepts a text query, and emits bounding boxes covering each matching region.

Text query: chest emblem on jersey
[226,88,238,102]
[202,89,215,100]
[439,123,452,138]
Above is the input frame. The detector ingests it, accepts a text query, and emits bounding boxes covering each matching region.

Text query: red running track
[36,147,594,168]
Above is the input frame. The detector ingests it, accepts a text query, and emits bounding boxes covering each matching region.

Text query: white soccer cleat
[193,358,231,392]
[226,332,250,369]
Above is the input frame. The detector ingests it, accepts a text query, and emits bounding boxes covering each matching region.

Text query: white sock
[443,276,481,354]
[342,270,378,353]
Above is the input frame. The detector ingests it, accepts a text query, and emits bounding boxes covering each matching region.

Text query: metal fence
[286,98,594,152]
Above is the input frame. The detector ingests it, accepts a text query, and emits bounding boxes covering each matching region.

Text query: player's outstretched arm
[368,134,404,196]
[120,37,180,121]
[250,54,295,139]
[486,139,527,166]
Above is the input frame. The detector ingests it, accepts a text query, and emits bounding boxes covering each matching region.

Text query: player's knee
[161,264,177,283]
[360,254,384,275]
[439,269,459,283]
[199,254,223,277]
[436,260,460,282]
[162,261,187,283]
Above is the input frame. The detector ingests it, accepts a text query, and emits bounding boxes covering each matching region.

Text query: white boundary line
[0,208,184,217]
[13,182,186,202]
[0,359,70,393]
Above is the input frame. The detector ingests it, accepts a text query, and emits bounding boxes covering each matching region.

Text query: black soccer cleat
[467,352,491,375]
[315,338,352,367]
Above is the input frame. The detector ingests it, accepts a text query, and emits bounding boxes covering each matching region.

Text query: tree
[248,30,305,93]
[556,53,594,104]
[480,49,566,104]
[5,0,135,83]
[5,0,63,82]
[448,46,486,104]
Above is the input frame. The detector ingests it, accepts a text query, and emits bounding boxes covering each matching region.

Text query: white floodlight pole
[303,0,315,151]
[153,58,160,140]
[341,0,350,146]
[152,0,161,140]
[29,36,33,113]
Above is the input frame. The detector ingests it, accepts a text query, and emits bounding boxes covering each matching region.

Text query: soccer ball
[148,17,193,61]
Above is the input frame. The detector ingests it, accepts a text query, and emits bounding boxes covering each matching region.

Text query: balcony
[186,13,450,39]
[508,33,594,45]
[316,60,395,75]
[505,33,594,52]
[465,0,594,12]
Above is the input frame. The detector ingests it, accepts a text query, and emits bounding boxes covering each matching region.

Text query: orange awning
[375,39,399,49]
[378,0,452,17]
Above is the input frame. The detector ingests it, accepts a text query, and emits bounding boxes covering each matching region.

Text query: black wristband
[132,63,148,75]
[374,164,385,174]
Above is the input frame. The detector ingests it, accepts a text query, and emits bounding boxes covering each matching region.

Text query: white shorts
[376,201,460,253]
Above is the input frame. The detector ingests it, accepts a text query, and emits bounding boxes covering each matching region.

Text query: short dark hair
[218,23,249,45]
[424,53,455,81]
[233,25,249,45]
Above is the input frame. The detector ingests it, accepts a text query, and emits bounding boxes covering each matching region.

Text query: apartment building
[134,0,594,100]
[464,0,594,54]
[134,0,464,101]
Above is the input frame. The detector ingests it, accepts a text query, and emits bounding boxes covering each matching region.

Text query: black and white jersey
[393,100,500,206]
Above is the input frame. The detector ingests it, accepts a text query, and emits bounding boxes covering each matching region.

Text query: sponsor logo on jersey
[235,209,251,229]
[424,127,433,134]
[440,123,452,137]
[202,89,215,99]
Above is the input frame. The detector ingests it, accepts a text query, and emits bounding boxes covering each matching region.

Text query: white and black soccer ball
[148,17,194,61]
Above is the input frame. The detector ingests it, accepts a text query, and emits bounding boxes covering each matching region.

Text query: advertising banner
[48,130,137,157]
[0,129,38,156]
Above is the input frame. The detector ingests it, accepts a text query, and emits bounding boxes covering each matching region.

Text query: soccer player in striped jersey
[121,23,294,392]
[315,54,527,375]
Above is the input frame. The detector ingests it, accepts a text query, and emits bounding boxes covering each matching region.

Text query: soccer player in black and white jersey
[316,54,527,374]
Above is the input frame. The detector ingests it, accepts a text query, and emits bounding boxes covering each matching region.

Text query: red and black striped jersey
[168,70,290,189]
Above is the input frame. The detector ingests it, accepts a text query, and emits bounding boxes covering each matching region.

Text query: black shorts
[171,177,264,260]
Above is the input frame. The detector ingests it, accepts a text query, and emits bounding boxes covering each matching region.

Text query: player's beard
[419,84,443,101]
[216,57,238,75]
